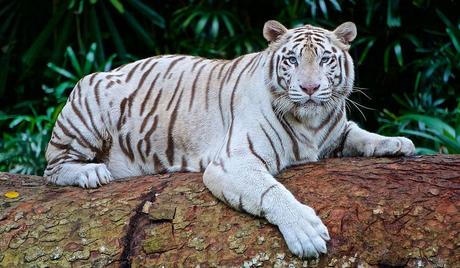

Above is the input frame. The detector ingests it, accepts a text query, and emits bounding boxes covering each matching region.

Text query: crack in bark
[120,188,158,268]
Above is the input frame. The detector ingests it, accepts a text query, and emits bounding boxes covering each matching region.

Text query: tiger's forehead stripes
[282,26,336,58]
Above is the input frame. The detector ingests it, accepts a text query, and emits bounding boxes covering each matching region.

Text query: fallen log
[0,155,459,267]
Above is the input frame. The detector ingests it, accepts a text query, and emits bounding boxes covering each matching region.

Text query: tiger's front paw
[364,137,415,157]
[277,204,330,258]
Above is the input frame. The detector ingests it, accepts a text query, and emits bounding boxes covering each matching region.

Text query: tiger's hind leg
[46,162,112,188]
[44,76,114,188]
[44,117,114,188]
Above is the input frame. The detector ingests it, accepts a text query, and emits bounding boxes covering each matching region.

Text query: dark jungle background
[1,0,459,175]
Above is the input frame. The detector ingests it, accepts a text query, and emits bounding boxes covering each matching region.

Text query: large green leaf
[318,0,328,19]
[123,11,156,49]
[90,5,106,63]
[83,43,97,75]
[101,0,127,58]
[357,37,376,64]
[110,0,125,13]
[446,28,460,53]
[65,47,82,76]
[399,129,441,143]
[399,114,456,138]
[386,0,401,27]
[416,147,438,155]
[221,13,235,36]
[47,63,78,81]
[128,0,165,28]
[195,14,210,35]
[49,15,72,66]
[393,42,403,66]
[211,15,219,38]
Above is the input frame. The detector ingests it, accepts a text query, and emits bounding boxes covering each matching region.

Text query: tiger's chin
[290,97,342,119]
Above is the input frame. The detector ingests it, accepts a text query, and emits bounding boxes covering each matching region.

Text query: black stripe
[226,56,257,157]
[140,57,154,71]
[319,104,345,148]
[205,63,221,111]
[260,124,280,172]
[140,73,161,116]
[247,134,270,171]
[89,73,99,86]
[248,53,263,75]
[118,134,134,161]
[162,56,186,80]
[140,89,162,133]
[219,57,245,125]
[126,63,141,83]
[268,52,275,81]
[278,117,300,160]
[143,115,159,156]
[189,64,206,111]
[181,155,188,170]
[84,98,103,139]
[125,132,135,161]
[153,153,166,173]
[166,71,184,110]
[343,50,349,79]
[165,89,184,165]
[117,98,128,131]
[306,108,334,133]
[262,112,285,153]
[260,184,277,207]
[136,140,146,163]
[191,58,205,73]
[94,80,102,106]
[64,118,99,152]
[136,62,157,90]
[70,101,94,137]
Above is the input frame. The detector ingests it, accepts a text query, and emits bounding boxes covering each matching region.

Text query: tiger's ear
[263,20,288,42]
[333,22,357,45]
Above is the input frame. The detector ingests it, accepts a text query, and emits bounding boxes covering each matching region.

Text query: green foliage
[1,0,459,174]
[0,0,163,99]
[170,1,266,57]
[378,8,460,154]
[0,44,117,175]
[0,108,57,175]
[379,98,460,154]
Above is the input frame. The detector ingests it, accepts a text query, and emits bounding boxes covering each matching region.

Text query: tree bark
[0,155,459,267]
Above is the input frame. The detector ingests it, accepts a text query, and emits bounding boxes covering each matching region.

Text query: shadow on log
[0,155,459,267]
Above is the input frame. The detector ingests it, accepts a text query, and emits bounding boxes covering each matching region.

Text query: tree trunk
[0,155,459,267]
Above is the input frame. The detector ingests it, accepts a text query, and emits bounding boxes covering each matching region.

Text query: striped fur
[44,21,415,258]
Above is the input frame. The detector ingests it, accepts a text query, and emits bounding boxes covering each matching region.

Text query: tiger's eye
[288,57,298,65]
[321,56,330,63]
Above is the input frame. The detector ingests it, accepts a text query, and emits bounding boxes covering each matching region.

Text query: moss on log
[0,155,459,267]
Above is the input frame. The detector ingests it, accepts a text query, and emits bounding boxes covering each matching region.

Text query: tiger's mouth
[305,99,319,104]
[290,96,327,106]
[291,99,322,108]
[290,93,343,110]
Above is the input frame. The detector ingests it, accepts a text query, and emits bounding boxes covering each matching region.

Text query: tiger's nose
[299,83,320,96]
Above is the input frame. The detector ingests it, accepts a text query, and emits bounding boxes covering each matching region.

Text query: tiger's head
[264,20,356,118]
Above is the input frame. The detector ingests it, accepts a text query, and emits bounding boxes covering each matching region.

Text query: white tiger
[44,20,415,258]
